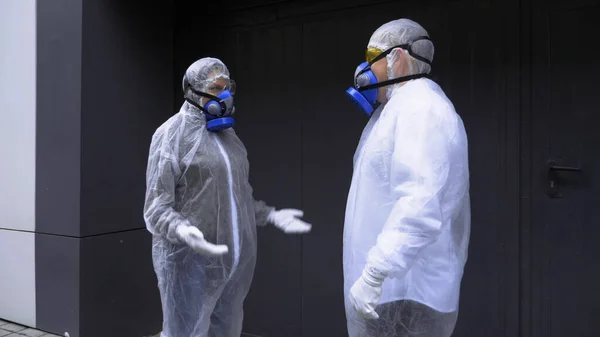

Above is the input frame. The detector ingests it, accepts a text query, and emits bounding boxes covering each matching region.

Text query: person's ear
[391,48,410,77]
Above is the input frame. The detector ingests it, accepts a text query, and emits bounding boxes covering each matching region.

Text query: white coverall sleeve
[143,132,189,243]
[254,199,275,227]
[366,101,454,279]
[244,161,275,227]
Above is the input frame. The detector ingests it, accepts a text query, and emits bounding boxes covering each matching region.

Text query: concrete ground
[0,320,161,337]
[0,320,61,337]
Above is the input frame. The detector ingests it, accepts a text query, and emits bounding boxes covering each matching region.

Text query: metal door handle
[548,163,581,172]
[547,161,582,198]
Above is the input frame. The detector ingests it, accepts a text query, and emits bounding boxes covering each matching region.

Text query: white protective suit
[144,58,310,337]
[343,19,471,337]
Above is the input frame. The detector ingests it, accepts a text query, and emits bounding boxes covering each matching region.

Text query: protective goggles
[366,47,384,63]
[205,79,236,96]
[364,36,433,65]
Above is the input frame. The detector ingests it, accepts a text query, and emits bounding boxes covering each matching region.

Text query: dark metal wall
[175,0,521,336]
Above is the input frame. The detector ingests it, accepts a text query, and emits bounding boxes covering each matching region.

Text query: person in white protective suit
[143,57,312,337]
[343,18,471,337]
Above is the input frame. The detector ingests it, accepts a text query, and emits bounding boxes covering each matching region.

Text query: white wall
[0,231,36,327]
[0,0,37,327]
[0,0,37,232]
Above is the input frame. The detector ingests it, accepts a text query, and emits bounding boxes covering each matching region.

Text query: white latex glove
[349,267,386,320]
[175,225,229,256]
[267,209,312,234]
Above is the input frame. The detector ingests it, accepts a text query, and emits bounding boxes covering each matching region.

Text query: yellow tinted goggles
[365,47,384,63]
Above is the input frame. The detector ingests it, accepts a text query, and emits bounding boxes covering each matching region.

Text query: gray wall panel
[80,0,175,236]
[35,0,82,237]
[35,233,80,336]
[35,0,83,333]
[79,229,162,337]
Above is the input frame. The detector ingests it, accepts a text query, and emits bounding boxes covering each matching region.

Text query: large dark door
[529,1,600,336]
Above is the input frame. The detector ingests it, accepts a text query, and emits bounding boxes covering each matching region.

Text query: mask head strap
[362,36,432,71]
[356,36,432,91]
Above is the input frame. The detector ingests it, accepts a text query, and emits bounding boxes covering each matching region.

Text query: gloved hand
[267,209,312,234]
[175,225,229,256]
[349,266,386,320]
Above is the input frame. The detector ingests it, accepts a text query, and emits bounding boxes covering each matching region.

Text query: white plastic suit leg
[207,261,253,337]
[371,300,456,337]
[154,241,215,337]
[152,234,256,337]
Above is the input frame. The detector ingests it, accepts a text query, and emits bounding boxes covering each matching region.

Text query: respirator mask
[345,36,433,116]
[184,80,237,131]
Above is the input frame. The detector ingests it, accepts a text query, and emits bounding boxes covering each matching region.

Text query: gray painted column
[34,1,174,336]
[35,0,83,333]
